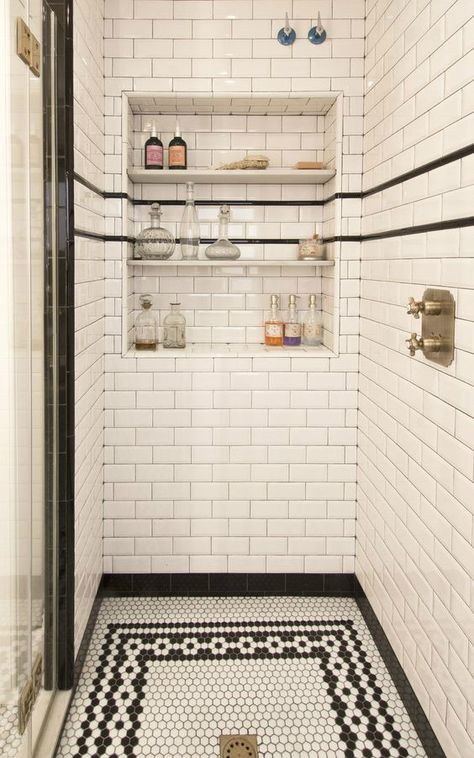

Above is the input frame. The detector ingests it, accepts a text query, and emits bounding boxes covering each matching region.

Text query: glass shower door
[0,3,59,755]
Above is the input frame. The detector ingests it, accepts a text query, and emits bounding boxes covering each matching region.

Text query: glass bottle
[144,122,163,170]
[163,302,186,349]
[180,182,200,259]
[135,294,157,350]
[302,294,322,346]
[168,120,187,170]
[134,203,175,260]
[264,294,284,347]
[284,294,301,346]
[205,204,241,260]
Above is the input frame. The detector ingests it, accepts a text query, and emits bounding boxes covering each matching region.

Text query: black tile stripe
[74,143,474,206]
[357,597,446,758]
[362,143,474,198]
[46,0,76,692]
[99,573,361,597]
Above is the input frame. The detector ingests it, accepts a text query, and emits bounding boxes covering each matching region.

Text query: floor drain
[219,735,258,758]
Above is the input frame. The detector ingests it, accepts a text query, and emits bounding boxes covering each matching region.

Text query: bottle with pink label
[144,122,163,170]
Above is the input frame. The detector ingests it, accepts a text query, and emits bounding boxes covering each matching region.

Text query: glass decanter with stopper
[134,203,175,260]
[135,294,157,350]
[180,182,200,260]
[163,302,186,349]
[205,204,241,260]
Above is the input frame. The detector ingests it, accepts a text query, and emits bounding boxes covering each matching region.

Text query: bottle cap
[309,294,317,306]
[150,202,162,216]
[270,294,280,307]
[150,122,157,138]
[175,120,181,138]
[288,294,299,306]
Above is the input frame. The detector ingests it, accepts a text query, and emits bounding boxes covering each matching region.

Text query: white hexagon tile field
[57,597,427,758]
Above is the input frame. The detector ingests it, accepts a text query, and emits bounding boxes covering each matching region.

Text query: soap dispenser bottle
[168,120,187,170]
[302,294,322,346]
[284,294,301,346]
[144,122,163,170]
[264,294,284,347]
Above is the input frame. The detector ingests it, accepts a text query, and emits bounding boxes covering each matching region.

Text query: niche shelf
[128,168,336,185]
[121,91,343,359]
[127,259,335,268]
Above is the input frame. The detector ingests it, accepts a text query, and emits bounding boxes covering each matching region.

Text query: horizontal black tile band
[133,198,325,206]
[362,143,474,198]
[76,215,474,246]
[357,596,446,758]
[74,143,473,208]
[74,229,134,243]
[73,172,106,198]
[323,235,363,243]
[361,215,474,241]
[99,573,363,597]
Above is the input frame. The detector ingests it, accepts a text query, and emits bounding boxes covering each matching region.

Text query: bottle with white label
[264,294,284,347]
[284,294,301,346]
[302,294,322,346]
[144,122,163,170]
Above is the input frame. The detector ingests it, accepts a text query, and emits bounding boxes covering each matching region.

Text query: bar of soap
[294,161,325,169]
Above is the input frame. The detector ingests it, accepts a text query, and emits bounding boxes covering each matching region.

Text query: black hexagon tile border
[57,597,426,757]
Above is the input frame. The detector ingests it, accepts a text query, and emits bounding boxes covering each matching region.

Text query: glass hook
[308,11,327,44]
[277,12,296,46]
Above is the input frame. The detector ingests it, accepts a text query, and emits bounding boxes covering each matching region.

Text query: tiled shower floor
[57,597,427,757]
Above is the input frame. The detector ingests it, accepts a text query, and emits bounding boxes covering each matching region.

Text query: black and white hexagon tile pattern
[57,597,427,758]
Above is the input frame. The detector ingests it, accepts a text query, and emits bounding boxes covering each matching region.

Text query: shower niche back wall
[117,93,345,358]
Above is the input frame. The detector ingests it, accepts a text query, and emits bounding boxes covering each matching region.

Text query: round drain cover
[220,735,258,758]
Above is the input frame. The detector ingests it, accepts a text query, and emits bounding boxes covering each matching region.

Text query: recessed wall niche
[119,93,344,357]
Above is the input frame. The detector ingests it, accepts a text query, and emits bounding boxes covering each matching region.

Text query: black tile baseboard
[99,572,363,597]
[356,596,446,758]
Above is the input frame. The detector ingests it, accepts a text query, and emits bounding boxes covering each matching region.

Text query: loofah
[216,154,270,170]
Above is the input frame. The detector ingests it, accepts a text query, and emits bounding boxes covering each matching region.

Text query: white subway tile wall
[74,0,105,654]
[358,2,474,758]
[102,0,363,581]
[72,4,474,755]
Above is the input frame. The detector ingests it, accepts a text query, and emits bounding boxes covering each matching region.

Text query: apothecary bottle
[144,123,163,170]
[205,204,241,260]
[284,294,301,346]
[163,302,186,349]
[135,294,157,350]
[180,182,200,260]
[134,203,175,260]
[302,294,322,346]
[264,294,284,347]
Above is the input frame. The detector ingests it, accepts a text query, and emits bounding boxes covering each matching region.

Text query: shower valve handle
[406,332,442,357]
[407,296,442,318]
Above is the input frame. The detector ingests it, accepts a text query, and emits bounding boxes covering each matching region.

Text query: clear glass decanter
[205,204,241,260]
[135,294,157,350]
[163,302,186,349]
[134,203,175,260]
[180,182,200,260]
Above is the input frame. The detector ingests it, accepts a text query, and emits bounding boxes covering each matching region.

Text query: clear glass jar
[298,233,326,261]
[134,203,175,260]
[163,302,186,349]
[205,204,241,260]
[135,294,157,350]
[180,182,200,260]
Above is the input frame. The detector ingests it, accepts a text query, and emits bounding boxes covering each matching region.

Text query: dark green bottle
[168,121,187,170]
